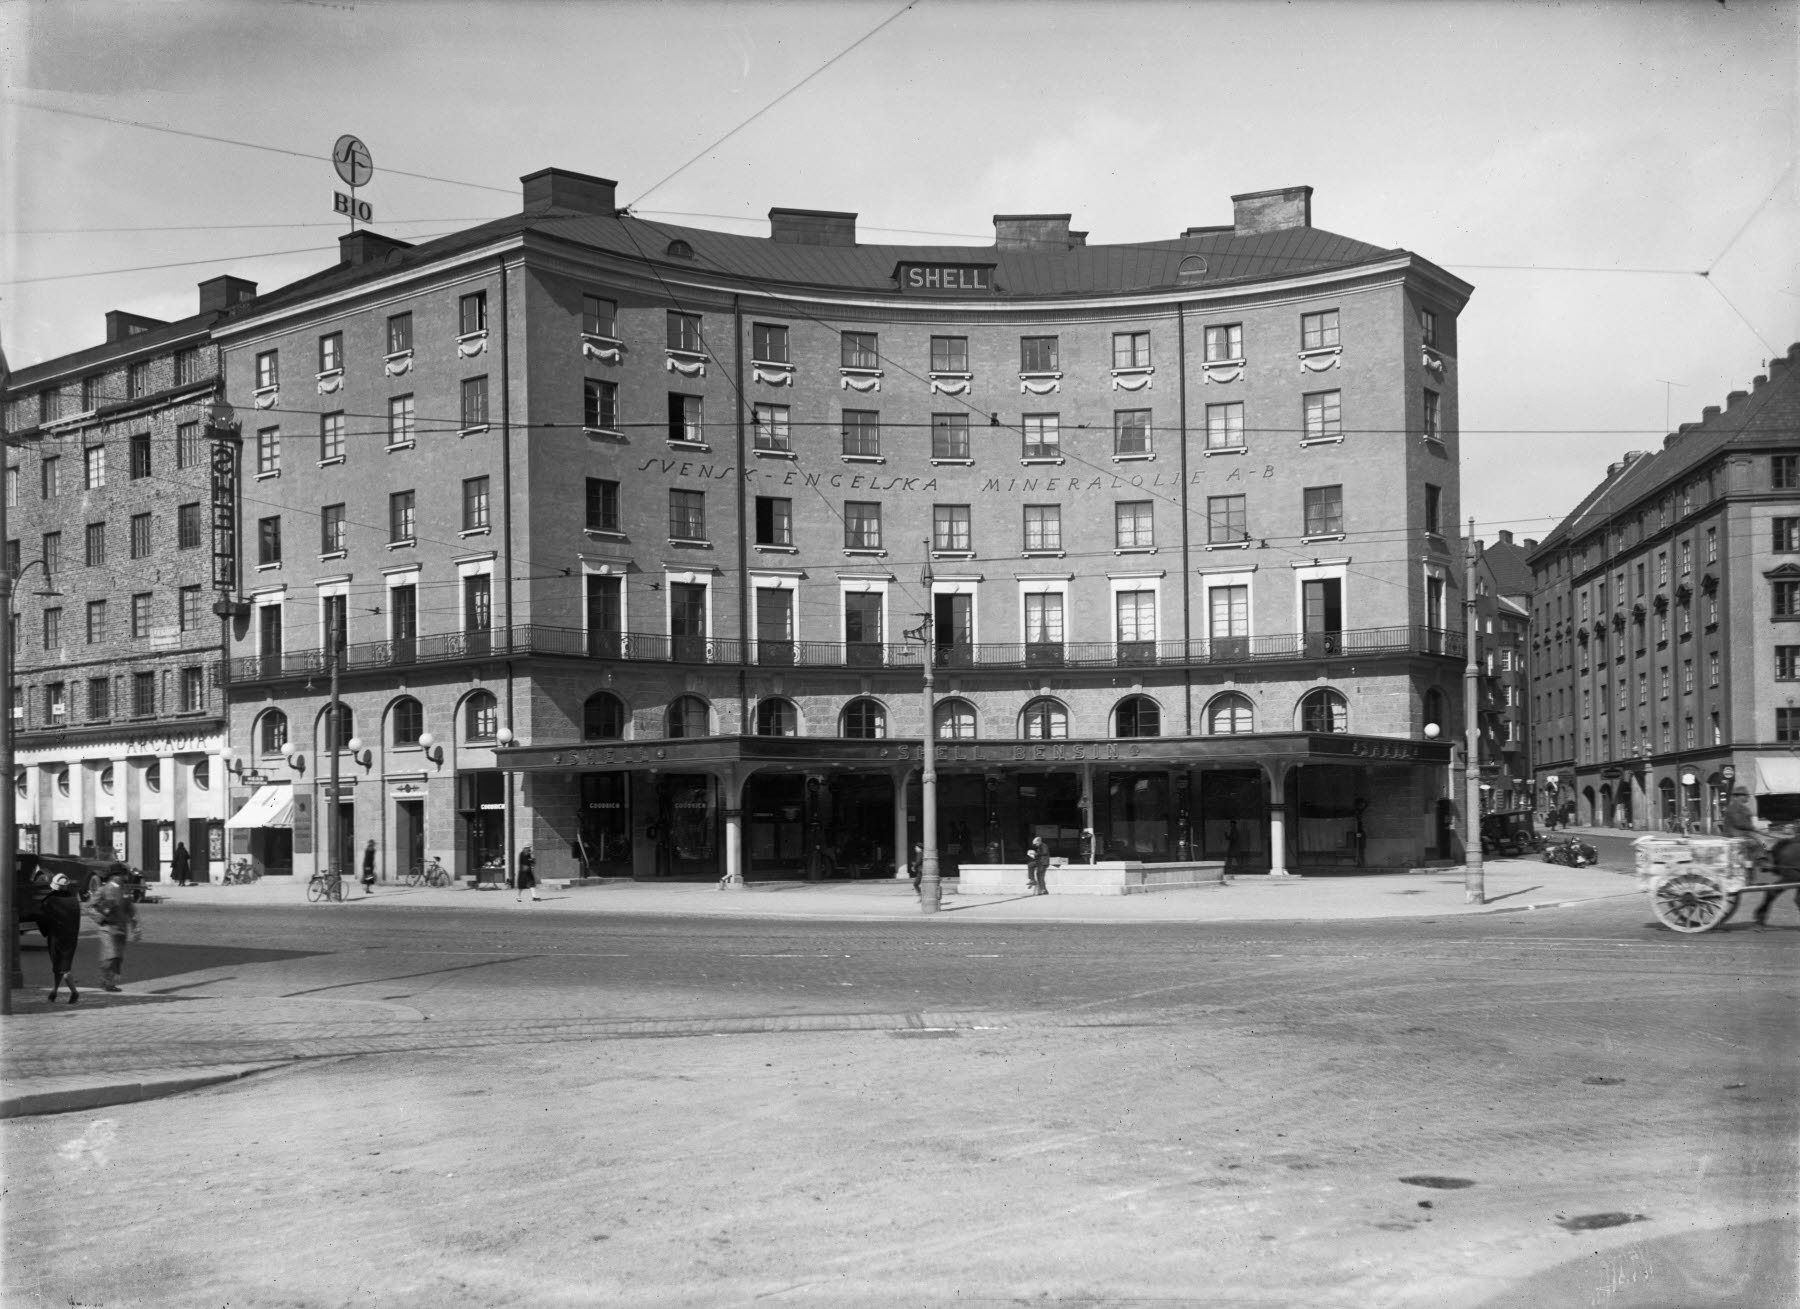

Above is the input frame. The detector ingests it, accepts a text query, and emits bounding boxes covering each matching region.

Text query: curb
[0,1061,294,1120]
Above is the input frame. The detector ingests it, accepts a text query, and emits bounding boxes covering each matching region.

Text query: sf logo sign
[331,134,375,223]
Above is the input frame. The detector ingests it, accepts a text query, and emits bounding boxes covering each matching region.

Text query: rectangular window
[842,409,881,457]
[181,667,204,713]
[389,492,415,544]
[41,456,59,499]
[388,394,415,446]
[1680,538,1692,574]
[1112,499,1155,550]
[131,593,152,639]
[668,312,702,354]
[1774,518,1800,553]
[1114,409,1151,456]
[752,322,789,363]
[81,375,102,410]
[1780,709,1800,744]
[180,347,206,386]
[318,411,345,463]
[177,502,202,550]
[582,295,617,338]
[844,501,882,550]
[1683,659,1695,694]
[933,504,971,553]
[258,516,282,565]
[1020,335,1059,372]
[462,476,490,531]
[42,608,60,650]
[1207,494,1247,544]
[1425,484,1443,536]
[1423,389,1440,440]
[88,677,110,722]
[41,531,60,579]
[1205,402,1244,451]
[1775,579,1800,616]
[586,478,620,533]
[1419,306,1438,348]
[464,574,492,634]
[1775,455,1799,489]
[179,585,203,633]
[1024,504,1061,552]
[387,312,413,355]
[583,378,618,431]
[178,421,203,468]
[928,412,968,460]
[129,512,152,559]
[668,393,703,443]
[752,403,791,452]
[754,496,793,547]
[133,671,155,717]
[254,350,278,390]
[1657,551,1669,586]
[318,332,343,374]
[126,361,153,399]
[46,682,65,720]
[1301,309,1340,350]
[1022,413,1060,459]
[1204,323,1242,362]
[321,503,346,554]
[1116,590,1156,651]
[840,331,878,369]
[930,336,968,373]
[844,592,882,659]
[459,290,488,337]
[669,489,706,540]
[1779,647,1800,681]
[1025,592,1064,646]
[1303,391,1342,440]
[84,444,106,489]
[460,376,489,428]
[38,390,60,424]
[86,600,106,645]
[1112,331,1150,369]
[256,426,280,475]
[1304,484,1344,537]
[85,522,106,567]
[1709,651,1720,686]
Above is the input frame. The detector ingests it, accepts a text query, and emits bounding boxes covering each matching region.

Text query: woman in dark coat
[516,847,539,902]
[171,842,192,886]
[39,873,83,1003]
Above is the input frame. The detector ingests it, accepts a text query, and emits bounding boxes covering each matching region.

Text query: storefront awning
[227,784,293,828]
[1753,756,1800,796]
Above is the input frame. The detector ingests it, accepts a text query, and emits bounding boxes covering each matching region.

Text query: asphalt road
[5,897,1797,1308]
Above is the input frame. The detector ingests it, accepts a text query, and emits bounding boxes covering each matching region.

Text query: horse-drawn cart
[1634,834,1800,933]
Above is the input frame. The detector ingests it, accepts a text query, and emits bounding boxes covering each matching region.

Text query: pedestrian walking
[88,868,140,992]
[909,842,923,896]
[1026,835,1050,895]
[516,846,539,902]
[171,841,191,887]
[361,839,378,896]
[39,872,83,1003]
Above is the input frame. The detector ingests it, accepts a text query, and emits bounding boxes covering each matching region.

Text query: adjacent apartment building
[1529,342,1800,830]
[201,168,1474,884]
[2,277,256,878]
[1473,530,1534,815]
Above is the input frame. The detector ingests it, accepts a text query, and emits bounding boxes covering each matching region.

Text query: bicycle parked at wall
[224,858,261,885]
[306,868,345,903]
[407,856,451,888]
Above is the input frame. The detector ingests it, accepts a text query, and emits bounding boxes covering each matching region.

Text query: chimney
[104,310,167,343]
[1498,529,1514,546]
[1524,538,1539,551]
[1068,230,1088,248]
[1726,389,1748,410]
[521,168,617,215]
[994,214,1076,251]
[1754,373,1769,390]
[1231,186,1313,235]
[338,230,413,267]
[768,208,857,247]
[198,275,257,315]
[1702,405,1721,423]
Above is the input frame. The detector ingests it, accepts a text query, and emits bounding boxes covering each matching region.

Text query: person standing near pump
[1026,835,1050,896]
[89,868,140,992]
[361,839,378,896]
[516,846,539,902]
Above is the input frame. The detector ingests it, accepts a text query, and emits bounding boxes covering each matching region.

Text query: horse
[1749,836,1800,926]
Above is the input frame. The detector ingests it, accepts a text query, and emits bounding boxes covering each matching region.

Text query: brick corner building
[194,169,1474,885]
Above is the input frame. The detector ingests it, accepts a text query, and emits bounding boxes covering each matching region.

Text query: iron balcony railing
[219,623,1464,683]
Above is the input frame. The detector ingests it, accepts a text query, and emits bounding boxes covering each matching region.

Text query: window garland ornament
[384,352,413,378]
[840,370,882,393]
[582,335,623,364]
[458,333,488,359]
[665,353,707,378]
[752,362,794,386]
[1019,375,1061,395]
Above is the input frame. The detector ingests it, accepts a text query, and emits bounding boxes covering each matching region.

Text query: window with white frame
[1205,402,1244,451]
[1022,413,1060,459]
[1023,504,1061,552]
[752,403,790,452]
[1204,323,1243,362]
[1114,409,1151,456]
[1115,501,1153,549]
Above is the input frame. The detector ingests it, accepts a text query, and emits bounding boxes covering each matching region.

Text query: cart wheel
[1651,870,1739,934]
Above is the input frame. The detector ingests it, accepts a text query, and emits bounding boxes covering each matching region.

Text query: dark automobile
[21,853,145,906]
[1480,809,1540,858]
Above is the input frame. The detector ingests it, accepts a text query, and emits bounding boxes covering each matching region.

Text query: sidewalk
[3,859,1639,1121]
[104,856,1638,923]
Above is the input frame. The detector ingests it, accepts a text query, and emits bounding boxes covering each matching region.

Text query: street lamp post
[1463,519,1484,904]
[906,544,941,914]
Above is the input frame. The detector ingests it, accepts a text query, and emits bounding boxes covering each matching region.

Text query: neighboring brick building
[1529,343,1800,830]
[2,277,255,877]
[204,169,1473,884]
[1473,530,1535,815]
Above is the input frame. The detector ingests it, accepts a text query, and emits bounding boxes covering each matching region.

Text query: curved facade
[210,170,1471,884]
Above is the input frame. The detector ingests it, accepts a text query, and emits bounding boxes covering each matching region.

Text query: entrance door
[391,583,417,664]
[1303,578,1343,656]
[587,575,622,657]
[757,588,795,665]
[934,593,972,667]
[139,819,161,880]
[670,583,707,663]
[464,574,493,657]
[335,802,355,877]
[396,799,424,879]
[258,605,283,677]
[578,773,633,875]
[658,774,717,877]
[745,775,806,875]
[845,593,883,667]
[1200,769,1267,869]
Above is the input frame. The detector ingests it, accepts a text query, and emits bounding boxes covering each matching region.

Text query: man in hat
[88,868,140,992]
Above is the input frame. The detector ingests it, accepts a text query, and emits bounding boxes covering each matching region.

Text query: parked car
[28,853,145,903]
[1480,809,1540,858]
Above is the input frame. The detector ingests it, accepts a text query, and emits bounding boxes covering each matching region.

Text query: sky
[2,0,1795,546]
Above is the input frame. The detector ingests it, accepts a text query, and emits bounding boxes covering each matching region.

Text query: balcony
[219,623,1464,684]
